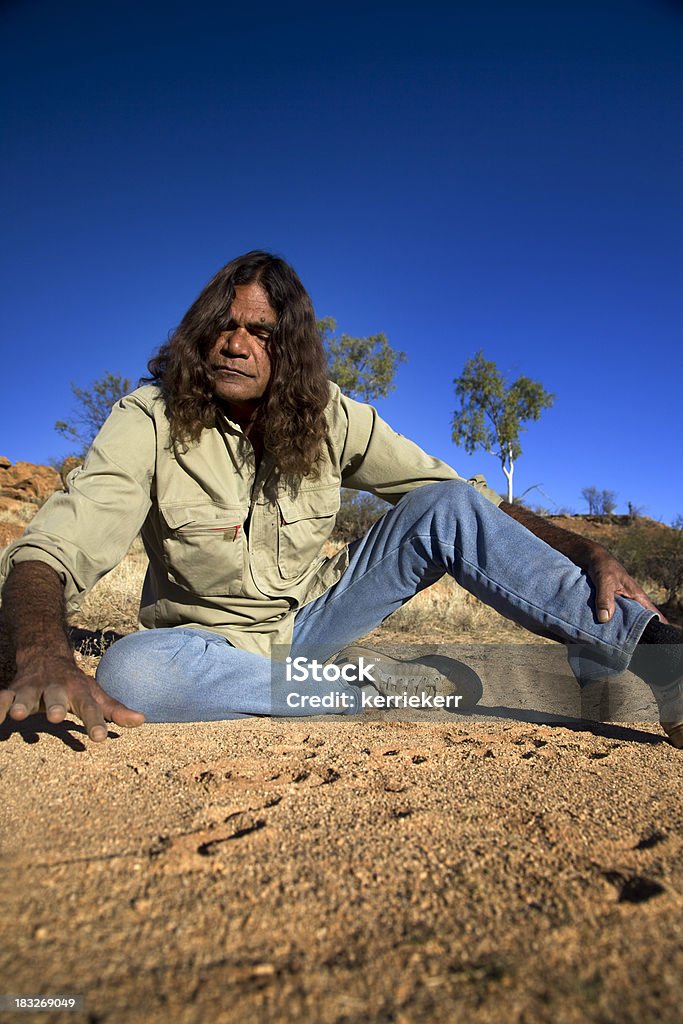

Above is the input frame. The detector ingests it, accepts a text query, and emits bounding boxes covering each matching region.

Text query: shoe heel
[661,722,683,749]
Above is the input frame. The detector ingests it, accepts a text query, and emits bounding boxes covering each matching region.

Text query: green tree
[451,351,555,503]
[319,317,406,404]
[318,317,405,540]
[55,371,132,458]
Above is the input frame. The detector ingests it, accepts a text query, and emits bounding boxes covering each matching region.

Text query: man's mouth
[212,366,251,377]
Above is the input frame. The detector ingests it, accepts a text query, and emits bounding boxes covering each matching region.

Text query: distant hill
[549,512,670,544]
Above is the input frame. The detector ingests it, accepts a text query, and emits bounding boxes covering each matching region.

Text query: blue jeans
[96,481,654,722]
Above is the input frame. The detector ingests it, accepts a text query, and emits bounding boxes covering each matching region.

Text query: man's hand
[1,561,145,741]
[583,546,666,624]
[0,655,145,742]
[500,501,666,624]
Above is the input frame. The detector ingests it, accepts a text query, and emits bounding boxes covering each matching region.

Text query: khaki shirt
[0,384,501,656]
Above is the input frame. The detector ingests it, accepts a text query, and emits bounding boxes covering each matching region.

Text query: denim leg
[96,627,359,723]
[293,480,654,675]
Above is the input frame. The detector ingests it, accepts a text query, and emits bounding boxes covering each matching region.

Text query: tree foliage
[318,317,404,540]
[319,317,406,404]
[55,371,132,458]
[451,351,554,503]
[332,492,390,543]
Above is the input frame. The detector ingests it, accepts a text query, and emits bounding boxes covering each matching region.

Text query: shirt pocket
[158,502,245,596]
[276,486,341,580]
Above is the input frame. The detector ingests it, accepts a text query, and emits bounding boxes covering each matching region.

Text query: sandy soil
[2,632,683,1024]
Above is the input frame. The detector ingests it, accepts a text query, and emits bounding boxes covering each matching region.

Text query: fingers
[594,566,666,625]
[630,592,667,621]
[5,676,107,741]
[612,574,661,617]
[105,702,146,728]
[0,688,16,722]
[42,683,70,724]
[6,680,44,720]
[596,599,613,623]
[2,663,144,741]
[88,678,145,729]
[72,695,109,742]
[70,677,145,740]
[594,575,615,623]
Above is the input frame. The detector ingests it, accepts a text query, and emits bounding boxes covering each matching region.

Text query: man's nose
[223,328,250,355]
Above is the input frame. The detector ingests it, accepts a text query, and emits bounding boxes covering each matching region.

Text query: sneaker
[331,645,482,711]
[663,722,683,749]
[651,675,683,749]
[657,674,683,748]
[630,640,683,750]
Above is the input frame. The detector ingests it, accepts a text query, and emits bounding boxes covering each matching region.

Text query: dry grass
[0,504,39,524]
[384,574,527,638]
[70,541,148,634]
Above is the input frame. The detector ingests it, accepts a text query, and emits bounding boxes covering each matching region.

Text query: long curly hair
[144,252,330,478]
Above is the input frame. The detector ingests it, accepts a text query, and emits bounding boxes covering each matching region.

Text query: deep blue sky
[2,0,681,522]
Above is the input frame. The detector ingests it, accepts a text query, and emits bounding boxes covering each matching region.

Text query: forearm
[1,561,144,739]
[499,501,600,569]
[0,608,14,686]
[1,561,74,668]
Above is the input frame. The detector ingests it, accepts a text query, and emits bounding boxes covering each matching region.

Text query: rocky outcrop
[0,457,62,547]
[0,457,60,506]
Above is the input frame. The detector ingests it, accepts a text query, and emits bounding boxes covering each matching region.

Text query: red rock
[0,459,60,504]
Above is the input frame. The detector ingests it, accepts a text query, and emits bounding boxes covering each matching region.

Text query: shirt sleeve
[0,392,157,609]
[337,391,502,507]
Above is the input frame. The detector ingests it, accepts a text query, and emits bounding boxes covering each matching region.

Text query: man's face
[207,281,276,420]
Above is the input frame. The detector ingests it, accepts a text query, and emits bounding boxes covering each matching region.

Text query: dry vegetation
[74,536,148,634]
[0,505,36,524]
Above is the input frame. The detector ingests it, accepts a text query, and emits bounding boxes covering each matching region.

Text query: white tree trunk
[502,447,514,503]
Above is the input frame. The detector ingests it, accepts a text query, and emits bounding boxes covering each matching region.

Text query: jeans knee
[96,629,209,702]
[96,633,156,702]
[399,479,479,517]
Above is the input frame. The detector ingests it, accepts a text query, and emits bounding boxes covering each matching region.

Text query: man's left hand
[584,546,666,624]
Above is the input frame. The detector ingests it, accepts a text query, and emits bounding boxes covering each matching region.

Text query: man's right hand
[1,561,145,742]
[0,655,145,742]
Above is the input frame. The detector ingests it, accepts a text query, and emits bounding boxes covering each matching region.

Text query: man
[1,251,682,746]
